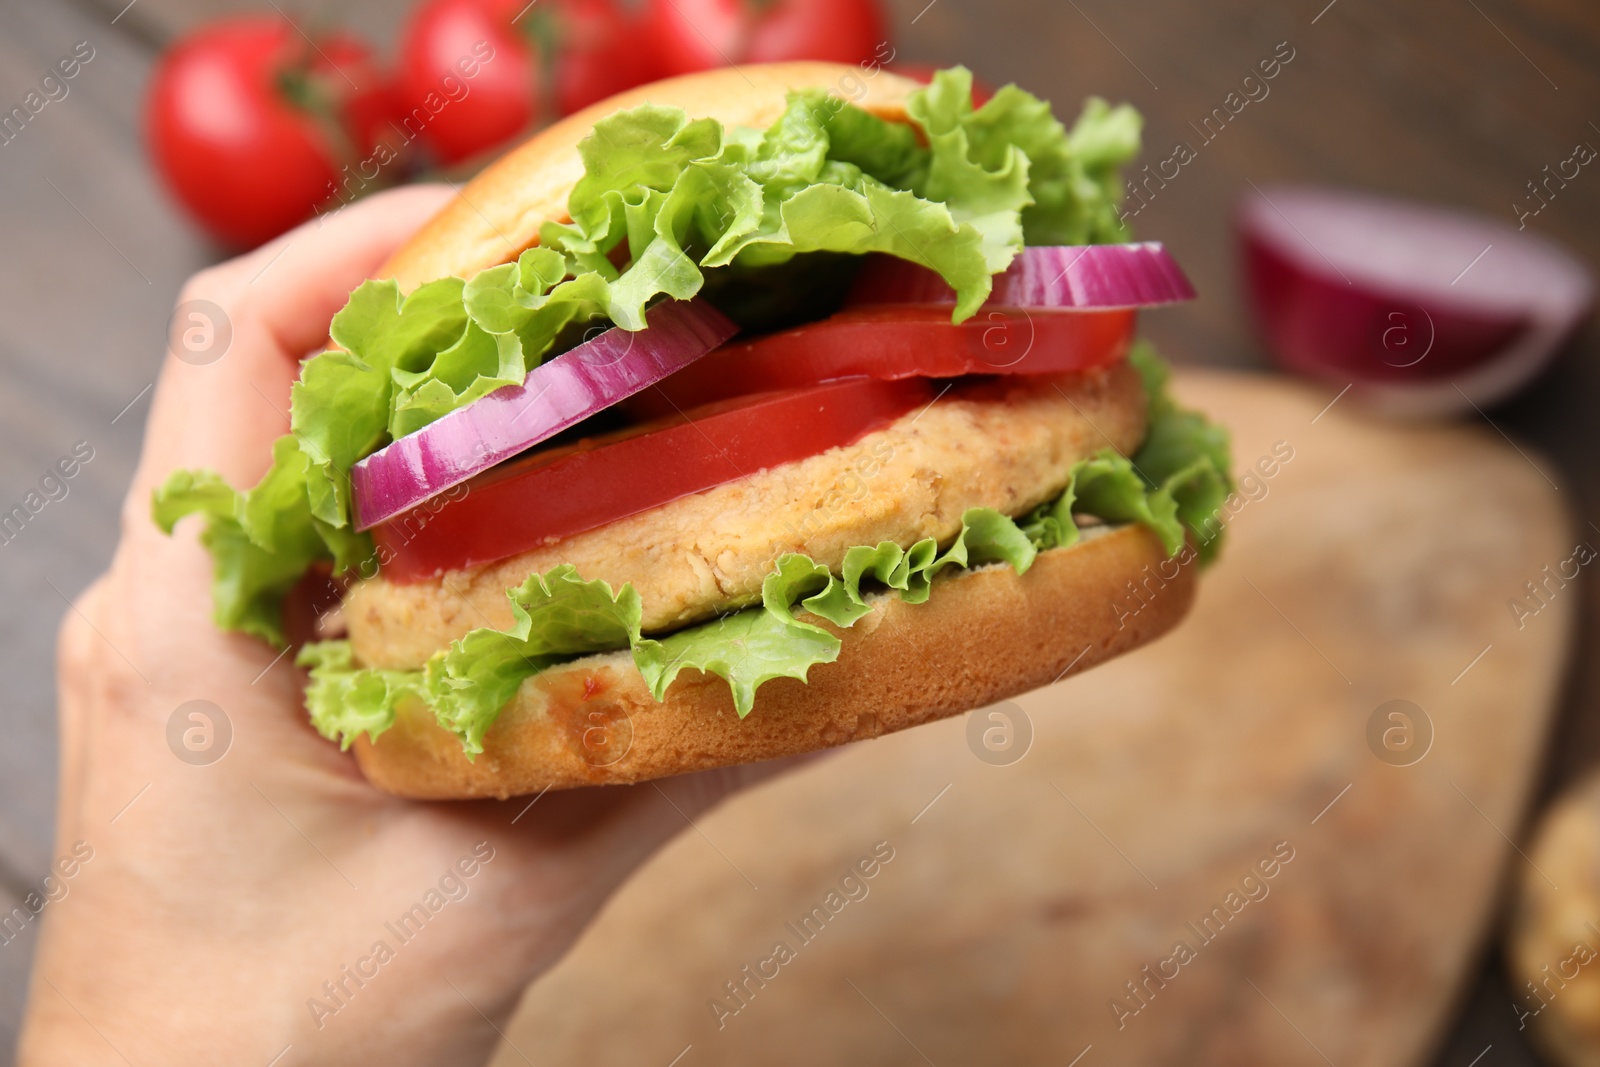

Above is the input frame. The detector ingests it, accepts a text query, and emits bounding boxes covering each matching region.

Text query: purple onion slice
[351,297,737,531]
[848,243,1197,311]
[1239,185,1594,415]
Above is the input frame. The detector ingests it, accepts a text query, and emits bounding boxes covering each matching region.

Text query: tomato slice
[374,377,932,581]
[631,304,1135,416]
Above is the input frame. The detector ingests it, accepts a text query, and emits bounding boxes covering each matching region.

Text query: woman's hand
[19,187,793,1066]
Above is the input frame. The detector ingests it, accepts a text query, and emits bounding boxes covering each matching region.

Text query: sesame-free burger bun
[349,63,1196,798]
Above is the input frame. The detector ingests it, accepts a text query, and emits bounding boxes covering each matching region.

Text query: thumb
[132,184,457,499]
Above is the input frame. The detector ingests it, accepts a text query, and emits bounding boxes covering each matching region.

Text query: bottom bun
[352,524,1197,799]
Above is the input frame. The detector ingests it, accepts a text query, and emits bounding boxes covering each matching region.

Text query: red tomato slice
[374,376,931,581]
[631,305,1135,417]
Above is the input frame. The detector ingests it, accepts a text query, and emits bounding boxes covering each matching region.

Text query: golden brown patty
[346,363,1146,671]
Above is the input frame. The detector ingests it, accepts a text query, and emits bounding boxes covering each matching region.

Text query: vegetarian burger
[155,63,1232,799]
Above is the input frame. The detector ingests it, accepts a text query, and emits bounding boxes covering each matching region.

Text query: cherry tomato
[398,0,652,165]
[631,305,1135,416]
[374,377,930,580]
[531,0,654,115]
[146,16,400,249]
[643,0,891,76]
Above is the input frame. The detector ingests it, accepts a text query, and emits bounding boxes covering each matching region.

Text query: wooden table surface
[0,0,1594,1063]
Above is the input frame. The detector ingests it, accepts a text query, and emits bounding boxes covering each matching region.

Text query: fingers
[492,752,829,882]
[516,752,832,881]
[656,751,830,821]
[229,184,458,360]
[131,184,456,495]
[53,577,112,839]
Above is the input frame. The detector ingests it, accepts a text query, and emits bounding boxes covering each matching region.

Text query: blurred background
[2,0,1599,1064]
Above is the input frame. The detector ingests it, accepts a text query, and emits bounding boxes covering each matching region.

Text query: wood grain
[495,368,1575,1066]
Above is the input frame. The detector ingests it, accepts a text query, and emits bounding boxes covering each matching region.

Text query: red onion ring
[1239,185,1594,415]
[351,298,737,531]
[847,243,1197,311]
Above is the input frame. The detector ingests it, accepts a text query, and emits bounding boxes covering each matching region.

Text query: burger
[153,62,1232,799]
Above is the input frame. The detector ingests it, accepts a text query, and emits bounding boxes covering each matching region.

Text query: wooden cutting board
[494,368,1574,1067]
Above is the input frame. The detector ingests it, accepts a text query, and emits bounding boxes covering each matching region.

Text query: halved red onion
[847,243,1197,311]
[351,298,737,531]
[1240,185,1594,415]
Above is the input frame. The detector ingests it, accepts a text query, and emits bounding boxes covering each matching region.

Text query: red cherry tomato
[630,305,1135,416]
[374,376,930,580]
[643,0,891,76]
[535,0,655,115]
[146,16,399,249]
[398,0,652,165]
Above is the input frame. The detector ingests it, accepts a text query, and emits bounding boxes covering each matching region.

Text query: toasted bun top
[381,63,922,291]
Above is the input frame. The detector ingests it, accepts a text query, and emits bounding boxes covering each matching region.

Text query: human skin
[18,186,799,1066]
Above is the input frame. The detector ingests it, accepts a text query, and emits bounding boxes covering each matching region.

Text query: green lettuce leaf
[1128,342,1233,562]
[427,566,644,753]
[299,641,427,749]
[151,280,471,643]
[914,67,1140,246]
[631,512,1038,714]
[298,348,1232,753]
[530,90,1005,324]
[298,278,471,525]
[152,440,330,645]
